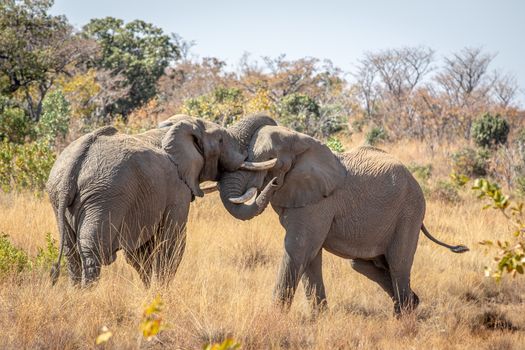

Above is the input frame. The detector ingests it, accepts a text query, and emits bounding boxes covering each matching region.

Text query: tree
[0,0,96,122]
[82,17,180,117]
[435,47,495,107]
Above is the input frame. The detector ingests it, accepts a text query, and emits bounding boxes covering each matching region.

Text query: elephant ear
[162,120,205,197]
[271,134,346,208]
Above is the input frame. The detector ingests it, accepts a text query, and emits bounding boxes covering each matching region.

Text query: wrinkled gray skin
[219,125,469,315]
[47,113,276,287]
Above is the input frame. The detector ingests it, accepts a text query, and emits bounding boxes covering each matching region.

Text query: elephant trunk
[225,113,277,165]
[219,171,277,221]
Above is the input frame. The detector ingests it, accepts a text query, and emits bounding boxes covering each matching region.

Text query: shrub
[351,118,366,133]
[407,163,432,182]
[0,139,56,192]
[34,233,60,269]
[37,90,71,143]
[365,126,387,146]
[326,136,345,153]
[0,233,30,276]
[277,93,320,136]
[431,180,460,203]
[183,87,245,126]
[451,147,490,177]
[471,113,509,148]
[0,96,35,144]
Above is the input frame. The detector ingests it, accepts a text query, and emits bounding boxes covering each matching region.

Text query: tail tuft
[450,245,469,253]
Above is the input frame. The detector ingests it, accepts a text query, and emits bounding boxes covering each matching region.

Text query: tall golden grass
[1,139,524,349]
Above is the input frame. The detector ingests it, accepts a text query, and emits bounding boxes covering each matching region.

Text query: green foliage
[0,139,56,192]
[0,233,30,276]
[277,93,320,135]
[365,126,387,146]
[34,232,60,269]
[83,17,179,116]
[472,178,525,281]
[326,136,345,153]
[37,90,70,143]
[407,163,433,182]
[203,339,241,350]
[0,0,84,122]
[0,95,34,143]
[471,113,510,148]
[451,147,490,177]
[183,87,245,126]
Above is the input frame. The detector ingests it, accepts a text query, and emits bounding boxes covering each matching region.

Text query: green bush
[451,147,490,177]
[0,233,30,276]
[365,126,387,146]
[471,113,509,148]
[351,118,366,133]
[183,87,245,126]
[0,139,56,192]
[34,232,60,269]
[326,136,345,153]
[0,96,35,144]
[431,180,460,203]
[277,93,320,136]
[37,90,71,143]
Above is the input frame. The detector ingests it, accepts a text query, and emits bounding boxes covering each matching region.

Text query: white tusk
[240,158,277,171]
[200,182,218,194]
[229,187,257,204]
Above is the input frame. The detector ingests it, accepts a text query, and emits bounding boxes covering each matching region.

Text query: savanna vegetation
[1,0,524,348]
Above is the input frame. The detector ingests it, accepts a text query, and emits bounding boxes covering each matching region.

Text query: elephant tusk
[240,158,277,171]
[200,182,218,194]
[229,187,257,204]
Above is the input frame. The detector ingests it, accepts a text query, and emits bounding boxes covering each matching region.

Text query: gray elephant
[218,123,469,314]
[47,114,277,287]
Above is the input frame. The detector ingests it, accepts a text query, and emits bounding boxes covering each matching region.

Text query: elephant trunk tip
[450,245,469,253]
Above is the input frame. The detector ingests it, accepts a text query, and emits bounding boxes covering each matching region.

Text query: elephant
[46,114,277,287]
[218,123,469,314]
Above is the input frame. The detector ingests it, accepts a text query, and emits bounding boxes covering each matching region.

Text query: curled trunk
[219,171,277,221]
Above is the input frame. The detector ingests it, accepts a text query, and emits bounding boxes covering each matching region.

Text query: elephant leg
[274,206,332,311]
[386,219,421,315]
[63,221,82,286]
[66,246,82,286]
[301,248,327,314]
[350,257,394,300]
[79,246,101,288]
[152,220,187,286]
[124,240,155,288]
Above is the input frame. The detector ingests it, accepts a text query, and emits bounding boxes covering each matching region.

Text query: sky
[51,0,525,104]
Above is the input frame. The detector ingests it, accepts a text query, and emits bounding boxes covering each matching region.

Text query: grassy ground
[1,139,524,349]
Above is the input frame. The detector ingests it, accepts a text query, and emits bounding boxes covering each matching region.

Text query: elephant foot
[393,292,419,317]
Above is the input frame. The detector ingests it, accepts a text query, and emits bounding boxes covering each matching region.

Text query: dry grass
[1,140,525,349]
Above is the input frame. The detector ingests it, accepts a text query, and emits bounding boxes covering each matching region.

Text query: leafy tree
[0,0,95,121]
[82,17,180,116]
[0,95,34,143]
[183,87,245,126]
[37,90,70,143]
[471,113,510,148]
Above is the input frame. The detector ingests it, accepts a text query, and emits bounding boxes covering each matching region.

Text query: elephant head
[160,113,278,198]
[218,125,347,220]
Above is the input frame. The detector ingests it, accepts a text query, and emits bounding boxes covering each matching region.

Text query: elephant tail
[421,224,469,253]
[50,202,66,285]
[50,126,118,285]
